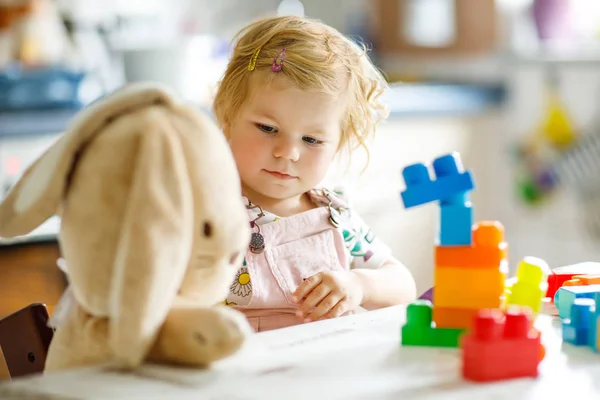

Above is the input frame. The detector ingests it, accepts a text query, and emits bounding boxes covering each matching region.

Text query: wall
[500,63,600,269]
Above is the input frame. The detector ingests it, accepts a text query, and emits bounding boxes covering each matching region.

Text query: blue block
[439,201,473,245]
[587,293,600,351]
[556,285,600,319]
[440,191,471,207]
[562,298,594,346]
[400,152,475,209]
[563,324,590,346]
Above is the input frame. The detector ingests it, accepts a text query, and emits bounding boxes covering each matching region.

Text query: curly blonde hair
[212,15,389,167]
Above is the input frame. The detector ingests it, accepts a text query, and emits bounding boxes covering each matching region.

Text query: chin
[262,186,305,200]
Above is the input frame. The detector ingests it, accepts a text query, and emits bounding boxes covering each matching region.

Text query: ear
[108,107,194,369]
[0,82,180,238]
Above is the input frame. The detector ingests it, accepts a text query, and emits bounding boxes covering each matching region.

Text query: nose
[272,136,300,162]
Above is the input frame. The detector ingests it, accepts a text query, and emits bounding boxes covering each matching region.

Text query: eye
[203,221,212,237]
[302,136,324,145]
[255,123,278,134]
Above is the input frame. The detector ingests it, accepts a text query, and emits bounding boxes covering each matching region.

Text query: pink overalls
[234,206,351,332]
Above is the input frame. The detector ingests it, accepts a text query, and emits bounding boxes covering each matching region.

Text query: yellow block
[506,284,545,313]
[506,257,549,314]
[434,266,506,309]
[515,256,549,285]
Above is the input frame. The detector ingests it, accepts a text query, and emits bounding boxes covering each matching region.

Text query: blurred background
[2,0,600,318]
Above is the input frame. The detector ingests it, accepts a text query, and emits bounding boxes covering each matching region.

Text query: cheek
[304,148,337,175]
[230,131,268,170]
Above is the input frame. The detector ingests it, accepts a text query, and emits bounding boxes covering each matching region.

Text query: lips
[265,170,296,180]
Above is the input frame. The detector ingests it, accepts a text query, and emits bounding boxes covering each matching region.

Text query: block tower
[400,152,508,347]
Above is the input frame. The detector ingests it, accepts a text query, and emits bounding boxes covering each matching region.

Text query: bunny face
[172,106,251,305]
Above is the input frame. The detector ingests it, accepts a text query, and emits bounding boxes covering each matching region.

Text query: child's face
[225,74,344,204]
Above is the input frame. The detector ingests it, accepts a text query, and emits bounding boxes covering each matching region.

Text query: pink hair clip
[271,48,286,72]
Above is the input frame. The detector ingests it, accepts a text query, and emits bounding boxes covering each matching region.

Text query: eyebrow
[251,110,280,123]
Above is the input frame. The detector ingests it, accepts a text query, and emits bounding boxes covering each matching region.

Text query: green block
[401,300,465,348]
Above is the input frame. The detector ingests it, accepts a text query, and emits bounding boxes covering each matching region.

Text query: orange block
[434,266,506,309]
[563,274,600,286]
[435,221,508,268]
[433,307,479,329]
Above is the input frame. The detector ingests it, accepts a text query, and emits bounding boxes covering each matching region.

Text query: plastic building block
[562,298,595,346]
[401,300,465,347]
[435,221,508,268]
[546,262,600,300]
[590,317,600,352]
[438,201,473,246]
[555,285,600,319]
[587,293,600,352]
[418,287,434,302]
[434,266,506,309]
[564,274,600,286]
[433,307,481,330]
[461,307,545,382]
[400,152,475,209]
[506,256,550,314]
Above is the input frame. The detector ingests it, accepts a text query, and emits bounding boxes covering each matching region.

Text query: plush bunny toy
[0,83,253,371]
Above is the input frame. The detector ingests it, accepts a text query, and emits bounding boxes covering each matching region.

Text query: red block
[546,262,600,301]
[461,307,545,382]
[546,271,577,301]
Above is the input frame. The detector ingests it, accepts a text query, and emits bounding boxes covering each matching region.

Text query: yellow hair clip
[248,46,262,71]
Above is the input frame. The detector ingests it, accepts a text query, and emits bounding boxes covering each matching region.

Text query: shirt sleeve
[346,210,393,269]
[330,187,393,269]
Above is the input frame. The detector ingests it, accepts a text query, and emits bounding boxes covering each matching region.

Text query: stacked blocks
[556,290,600,351]
[401,153,475,247]
[461,307,545,382]
[562,298,595,346]
[401,300,463,347]
[555,284,600,319]
[546,262,600,301]
[434,221,507,330]
[399,152,508,346]
[506,257,550,314]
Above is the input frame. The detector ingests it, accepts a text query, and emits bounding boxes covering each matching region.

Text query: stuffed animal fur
[0,83,253,371]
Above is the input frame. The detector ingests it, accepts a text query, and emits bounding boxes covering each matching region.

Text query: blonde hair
[212,15,389,167]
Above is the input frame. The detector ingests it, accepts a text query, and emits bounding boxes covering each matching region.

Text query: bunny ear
[108,105,194,369]
[0,83,181,238]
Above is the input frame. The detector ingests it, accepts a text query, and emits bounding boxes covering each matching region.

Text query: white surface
[1,305,600,399]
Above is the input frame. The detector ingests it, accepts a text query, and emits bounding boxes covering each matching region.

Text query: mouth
[265,170,296,180]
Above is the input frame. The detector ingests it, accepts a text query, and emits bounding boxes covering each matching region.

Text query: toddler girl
[213,15,416,332]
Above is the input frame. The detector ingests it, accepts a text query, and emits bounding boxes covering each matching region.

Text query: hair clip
[271,48,286,72]
[248,46,262,71]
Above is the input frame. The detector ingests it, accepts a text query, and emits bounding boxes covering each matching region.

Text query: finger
[307,292,344,322]
[322,299,347,320]
[296,283,331,319]
[292,274,323,303]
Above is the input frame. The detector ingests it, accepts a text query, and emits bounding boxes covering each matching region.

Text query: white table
[1,305,600,399]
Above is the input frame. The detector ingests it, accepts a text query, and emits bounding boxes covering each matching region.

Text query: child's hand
[292,270,363,322]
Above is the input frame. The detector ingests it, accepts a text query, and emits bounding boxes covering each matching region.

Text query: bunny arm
[108,113,194,369]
